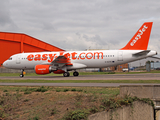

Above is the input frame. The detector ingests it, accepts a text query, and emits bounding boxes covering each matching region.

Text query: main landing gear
[63,72,70,77]
[73,71,79,76]
[63,71,79,77]
[20,69,24,78]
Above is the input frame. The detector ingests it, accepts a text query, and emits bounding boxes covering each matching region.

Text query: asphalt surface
[0,73,160,87]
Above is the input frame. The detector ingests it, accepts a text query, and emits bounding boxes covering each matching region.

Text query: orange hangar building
[0,32,64,66]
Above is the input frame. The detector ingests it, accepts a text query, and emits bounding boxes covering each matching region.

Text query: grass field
[0,70,160,77]
[0,72,157,119]
[0,86,120,120]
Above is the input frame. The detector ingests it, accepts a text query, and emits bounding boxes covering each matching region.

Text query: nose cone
[2,61,8,68]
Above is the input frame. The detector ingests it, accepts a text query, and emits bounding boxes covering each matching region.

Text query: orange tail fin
[120,22,153,50]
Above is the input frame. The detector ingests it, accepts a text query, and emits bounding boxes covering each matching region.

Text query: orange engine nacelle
[53,70,65,74]
[35,65,52,75]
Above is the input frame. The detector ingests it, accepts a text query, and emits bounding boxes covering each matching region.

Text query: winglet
[120,22,153,50]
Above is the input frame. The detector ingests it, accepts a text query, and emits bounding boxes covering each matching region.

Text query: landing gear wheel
[73,71,79,76]
[63,72,70,77]
[20,74,24,78]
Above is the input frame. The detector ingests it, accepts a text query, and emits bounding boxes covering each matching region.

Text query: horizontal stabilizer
[149,56,160,60]
[132,50,150,57]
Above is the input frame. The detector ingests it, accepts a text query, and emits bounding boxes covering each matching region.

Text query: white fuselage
[3,50,157,70]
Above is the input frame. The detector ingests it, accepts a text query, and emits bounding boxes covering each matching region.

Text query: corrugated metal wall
[0,32,64,66]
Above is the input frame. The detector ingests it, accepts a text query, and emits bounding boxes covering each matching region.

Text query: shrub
[56,89,61,92]
[24,99,29,102]
[3,90,8,92]
[63,89,69,92]
[35,87,48,92]
[33,116,39,120]
[71,88,76,91]
[89,106,98,113]
[24,86,48,93]
[77,89,83,92]
[63,109,89,120]
[5,93,10,96]
[0,96,4,105]
[50,107,57,115]
[108,72,115,74]
[24,91,32,94]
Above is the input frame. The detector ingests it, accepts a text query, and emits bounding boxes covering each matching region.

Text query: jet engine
[35,65,52,75]
[35,65,65,75]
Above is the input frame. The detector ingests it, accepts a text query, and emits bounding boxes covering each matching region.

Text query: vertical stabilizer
[121,22,153,50]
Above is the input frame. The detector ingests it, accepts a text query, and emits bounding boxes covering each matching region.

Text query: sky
[1,0,160,66]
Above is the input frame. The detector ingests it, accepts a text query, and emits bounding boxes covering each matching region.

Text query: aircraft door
[16,55,21,64]
[118,51,123,61]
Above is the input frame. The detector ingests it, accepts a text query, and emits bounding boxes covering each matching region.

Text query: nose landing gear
[20,69,24,78]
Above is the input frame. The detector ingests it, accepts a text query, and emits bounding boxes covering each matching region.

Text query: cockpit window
[8,57,12,60]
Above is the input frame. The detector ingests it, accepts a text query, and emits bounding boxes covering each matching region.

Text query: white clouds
[0,0,160,53]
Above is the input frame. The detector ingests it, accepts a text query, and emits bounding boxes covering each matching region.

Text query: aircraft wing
[132,50,151,57]
[51,53,72,68]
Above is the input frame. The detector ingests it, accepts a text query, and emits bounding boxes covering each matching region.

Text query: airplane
[2,22,157,77]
